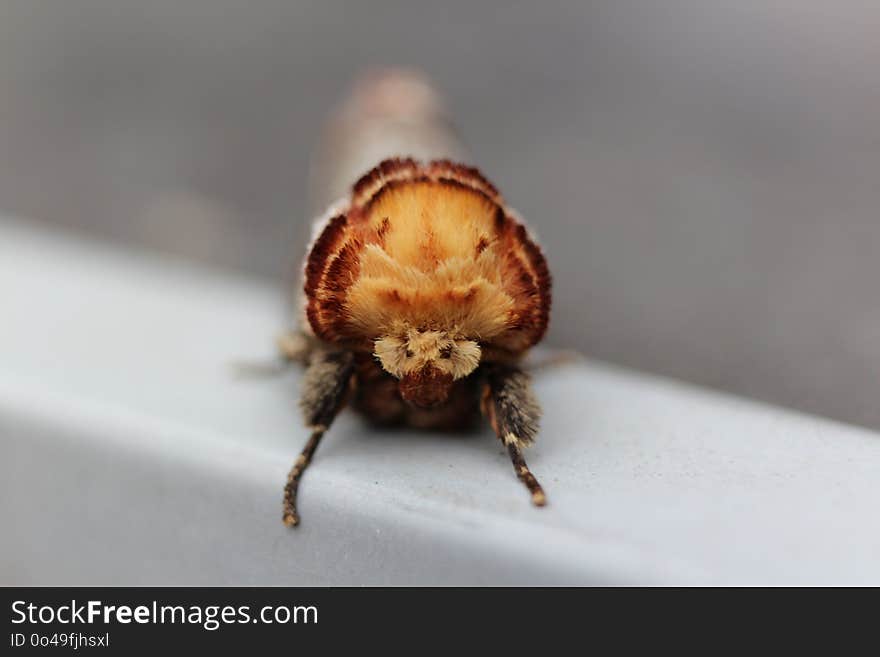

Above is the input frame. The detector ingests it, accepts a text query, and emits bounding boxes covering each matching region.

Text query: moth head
[374,328,481,408]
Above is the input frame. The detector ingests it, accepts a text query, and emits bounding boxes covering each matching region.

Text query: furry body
[282,157,552,526]
[305,159,550,351]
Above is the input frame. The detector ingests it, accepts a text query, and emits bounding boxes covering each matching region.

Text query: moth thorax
[373,329,482,408]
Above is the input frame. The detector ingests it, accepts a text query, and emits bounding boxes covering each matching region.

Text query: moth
[279,157,552,526]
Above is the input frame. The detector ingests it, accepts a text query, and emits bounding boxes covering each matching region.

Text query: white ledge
[2,217,879,585]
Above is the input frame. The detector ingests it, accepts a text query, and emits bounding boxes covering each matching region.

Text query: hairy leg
[481,364,547,506]
[277,330,311,363]
[283,348,354,526]
[230,331,313,379]
[522,348,583,373]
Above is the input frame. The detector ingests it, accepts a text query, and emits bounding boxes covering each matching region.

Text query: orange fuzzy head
[303,158,551,407]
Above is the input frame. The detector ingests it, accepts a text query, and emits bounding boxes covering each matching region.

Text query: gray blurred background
[1,1,878,431]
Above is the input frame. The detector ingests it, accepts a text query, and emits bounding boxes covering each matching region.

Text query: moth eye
[439,345,453,359]
[405,348,415,358]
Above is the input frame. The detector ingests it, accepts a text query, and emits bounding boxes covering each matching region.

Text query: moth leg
[277,330,311,364]
[481,364,547,506]
[283,348,355,527]
[230,331,312,379]
[522,348,583,373]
